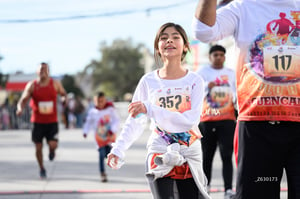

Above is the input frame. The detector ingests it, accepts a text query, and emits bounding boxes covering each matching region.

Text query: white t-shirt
[192,0,300,122]
[197,65,236,121]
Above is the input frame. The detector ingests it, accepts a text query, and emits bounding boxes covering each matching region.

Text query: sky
[0,0,203,76]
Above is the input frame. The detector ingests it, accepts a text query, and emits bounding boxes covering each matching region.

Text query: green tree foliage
[0,73,8,88]
[61,74,84,97]
[86,39,145,100]
[0,56,8,88]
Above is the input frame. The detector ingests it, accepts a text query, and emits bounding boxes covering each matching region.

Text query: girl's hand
[128,101,147,118]
[107,153,121,169]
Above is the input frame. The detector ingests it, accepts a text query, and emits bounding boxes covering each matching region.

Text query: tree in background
[85,38,145,101]
[0,73,8,88]
[0,55,8,88]
[61,74,84,97]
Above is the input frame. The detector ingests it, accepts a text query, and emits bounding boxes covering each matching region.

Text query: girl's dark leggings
[149,177,202,199]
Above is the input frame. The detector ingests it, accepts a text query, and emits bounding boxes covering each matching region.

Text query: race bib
[38,101,54,114]
[155,86,191,113]
[209,86,232,107]
[263,46,300,78]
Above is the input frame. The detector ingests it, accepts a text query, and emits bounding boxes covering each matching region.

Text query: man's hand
[61,96,67,106]
[208,82,216,89]
[16,108,23,116]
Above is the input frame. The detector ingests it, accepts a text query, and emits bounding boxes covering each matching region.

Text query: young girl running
[83,92,120,182]
[107,22,210,199]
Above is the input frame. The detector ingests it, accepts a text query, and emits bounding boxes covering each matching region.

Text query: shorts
[32,122,59,143]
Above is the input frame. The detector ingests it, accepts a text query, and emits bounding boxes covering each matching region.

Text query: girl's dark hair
[153,22,190,67]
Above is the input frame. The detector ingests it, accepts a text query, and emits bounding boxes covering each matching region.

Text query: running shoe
[101,172,108,182]
[224,189,235,199]
[49,151,55,161]
[40,168,47,179]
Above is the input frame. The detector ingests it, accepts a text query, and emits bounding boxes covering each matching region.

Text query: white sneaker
[224,189,235,199]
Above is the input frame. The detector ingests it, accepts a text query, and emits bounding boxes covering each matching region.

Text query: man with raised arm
[192,1,300,199]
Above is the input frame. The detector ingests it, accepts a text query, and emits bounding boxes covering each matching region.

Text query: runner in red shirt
[16,62,66,179]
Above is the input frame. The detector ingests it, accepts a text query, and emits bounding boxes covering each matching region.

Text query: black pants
[151,177,201,199]
[236,121,300,199]
[199,120,236,191]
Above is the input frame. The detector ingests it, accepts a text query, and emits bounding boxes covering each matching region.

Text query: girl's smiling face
[157,26,188,61]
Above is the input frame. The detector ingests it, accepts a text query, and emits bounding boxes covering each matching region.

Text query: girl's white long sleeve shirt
[111,69,205,159]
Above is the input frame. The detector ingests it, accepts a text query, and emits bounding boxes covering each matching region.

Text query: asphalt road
[0,102,288,199]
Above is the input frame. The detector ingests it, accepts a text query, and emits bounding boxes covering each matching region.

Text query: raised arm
[16,81,34,116]
[193,0,238,43]
[195,0,217,26]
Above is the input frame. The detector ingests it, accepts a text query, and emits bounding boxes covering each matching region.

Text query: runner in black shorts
[32,123,59,143]
[17,63,66,179]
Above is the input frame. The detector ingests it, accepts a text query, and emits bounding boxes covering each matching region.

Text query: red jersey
[30,78,58,123]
